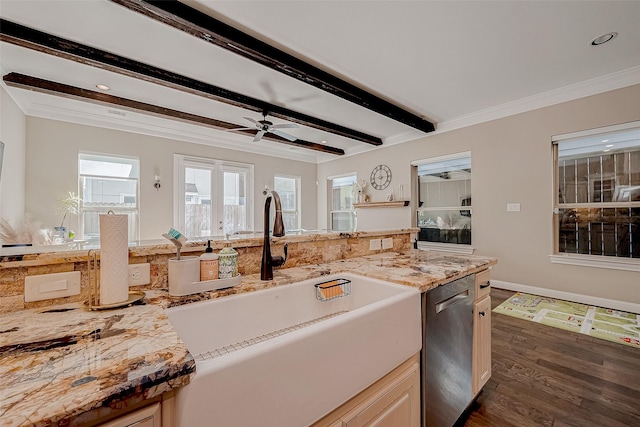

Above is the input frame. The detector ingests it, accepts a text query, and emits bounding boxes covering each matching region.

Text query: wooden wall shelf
[353,201,410,208]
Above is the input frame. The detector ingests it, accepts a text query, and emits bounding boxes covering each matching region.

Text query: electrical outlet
[381,238,393,249]
[506,203,521,212]
[128,263,151,286]
[369,239,382,251]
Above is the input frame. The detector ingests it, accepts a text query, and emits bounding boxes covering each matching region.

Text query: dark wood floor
[462,288,640,427]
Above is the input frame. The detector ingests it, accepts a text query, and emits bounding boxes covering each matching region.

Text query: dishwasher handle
[435,289,469,314]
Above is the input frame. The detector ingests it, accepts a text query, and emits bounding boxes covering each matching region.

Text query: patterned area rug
[494,292,640,349]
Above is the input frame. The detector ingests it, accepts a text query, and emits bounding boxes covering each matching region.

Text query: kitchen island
[0,249,496,426]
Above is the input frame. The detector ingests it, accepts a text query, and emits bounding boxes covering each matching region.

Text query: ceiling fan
[231,111,299,142]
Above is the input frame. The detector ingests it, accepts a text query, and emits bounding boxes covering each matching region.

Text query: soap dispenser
[199,240,219,281]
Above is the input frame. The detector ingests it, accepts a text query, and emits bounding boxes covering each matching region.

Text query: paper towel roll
[99,213,129,305]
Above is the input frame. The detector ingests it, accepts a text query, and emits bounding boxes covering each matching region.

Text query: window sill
[549,254,640,272]
[417,241,474,255]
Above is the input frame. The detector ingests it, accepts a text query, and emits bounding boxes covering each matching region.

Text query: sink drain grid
[195,311,348,361]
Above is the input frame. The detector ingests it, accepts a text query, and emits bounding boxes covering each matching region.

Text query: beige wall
[0,86,26,226]
[318,84,640,304]
[24,117,317,240]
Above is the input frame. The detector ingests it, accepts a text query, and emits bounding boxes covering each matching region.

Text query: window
[413,152,472,253]
[274,175,301,231]
[78,153,139,242]
[553,123,640,266]
[175,155,253,237]
[329,174,357,231]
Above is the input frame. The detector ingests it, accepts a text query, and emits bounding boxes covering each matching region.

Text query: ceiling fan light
[590,32,618,46]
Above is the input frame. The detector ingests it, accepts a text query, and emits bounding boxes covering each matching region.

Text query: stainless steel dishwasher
[422,274,475,427]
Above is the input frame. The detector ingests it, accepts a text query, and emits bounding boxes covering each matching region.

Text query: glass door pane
[184,167,214,238]
[275,176,296,210]
[223,170,247,234]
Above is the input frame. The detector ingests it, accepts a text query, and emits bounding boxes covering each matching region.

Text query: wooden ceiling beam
[111,0,436,134]
[0,18,380,146]
[3,72,345,156]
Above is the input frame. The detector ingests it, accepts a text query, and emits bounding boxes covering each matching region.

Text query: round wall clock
[370,164,392,190]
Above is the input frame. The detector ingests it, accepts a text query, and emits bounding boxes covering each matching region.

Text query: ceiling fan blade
[224,127,254,132]
[244,117,260,126]
[270,129,298,141]
[253,130,266,142]
[258,80,278,103]
[270,123,299,129]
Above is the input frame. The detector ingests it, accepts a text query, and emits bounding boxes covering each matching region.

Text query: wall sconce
[154,174,161,191]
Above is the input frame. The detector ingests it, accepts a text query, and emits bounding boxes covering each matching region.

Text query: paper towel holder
[87,249,145,310]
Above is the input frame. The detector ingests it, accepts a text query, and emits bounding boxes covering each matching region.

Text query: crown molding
[382,66,640,148]
[437,66,640,134]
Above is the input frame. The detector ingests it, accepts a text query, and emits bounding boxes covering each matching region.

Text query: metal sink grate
[195,311,347,361]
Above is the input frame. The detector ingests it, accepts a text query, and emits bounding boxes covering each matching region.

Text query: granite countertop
[0,303,195,427]
[148,249,498,308]
[0,229,408,266]
[0,249,496,426]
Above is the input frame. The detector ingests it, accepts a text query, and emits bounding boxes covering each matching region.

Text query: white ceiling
[1,0,639,163]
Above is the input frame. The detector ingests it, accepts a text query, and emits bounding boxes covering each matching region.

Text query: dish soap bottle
[200,240,219,281]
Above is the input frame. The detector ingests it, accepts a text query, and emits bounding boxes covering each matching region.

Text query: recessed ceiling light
[96,84,110,91]
[603,149,611,152]
[605,144,614,148]
[321,140,327,144]
[590,32,618,46]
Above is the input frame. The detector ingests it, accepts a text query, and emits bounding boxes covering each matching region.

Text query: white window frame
[78,152,140,242]
[412,151,473,255]
[328,173,357,232]
[174,154,254,238]
[274,174,301,231]
[550,121,640,272]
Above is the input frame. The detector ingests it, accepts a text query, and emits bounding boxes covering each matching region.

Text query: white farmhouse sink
[165,272,421,427]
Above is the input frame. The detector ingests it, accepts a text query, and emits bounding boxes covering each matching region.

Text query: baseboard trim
[491,280,640,314]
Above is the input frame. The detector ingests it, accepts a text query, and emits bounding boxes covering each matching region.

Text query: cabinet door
[98,403,161,427]
[342,362,420,427]
[473,296,492,395]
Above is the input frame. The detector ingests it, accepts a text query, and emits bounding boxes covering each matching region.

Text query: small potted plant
[55,191,82,243]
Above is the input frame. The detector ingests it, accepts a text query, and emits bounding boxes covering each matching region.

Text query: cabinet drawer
[98,403,161,427]
[475,269,491,300]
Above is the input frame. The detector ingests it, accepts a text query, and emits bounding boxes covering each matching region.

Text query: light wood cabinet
[98,402,161,427]
[313,353,420,427]
[475,268,491,300]
[93,391,175,427]
[472,269,492,395]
